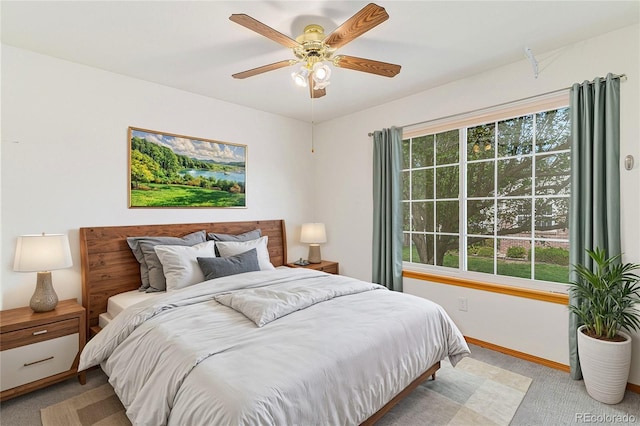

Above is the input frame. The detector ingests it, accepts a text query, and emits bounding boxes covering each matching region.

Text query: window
[402,102,570,287]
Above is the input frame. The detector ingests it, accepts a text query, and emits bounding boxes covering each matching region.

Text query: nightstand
[0,299,86,401]
[288,260,339,275]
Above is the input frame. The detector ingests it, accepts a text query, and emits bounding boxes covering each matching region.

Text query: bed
[78,219,470,426]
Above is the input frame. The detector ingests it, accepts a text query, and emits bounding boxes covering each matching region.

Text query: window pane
[468,199,494,235]
[498,115,533,157]
[402,170,410,200]
[535,197,568,238]
[497,199,531,234]
[467,161,494,197]
[498,157,532,197]
[536,153,570,196]
[402,201,410,232]
[497,239,531,279]
[402,233,411,261]
[536,107,570,153]
[402,139,410,169]
[468,123,495,160]
[436,201,459,232]
[411,135,434,168]
[435,130,459,165]
[411,233,434,265]
[411,169,433,200]
[412,201,434,232]
[437,236,459,268]
[467,238,495,274]
[436,165,459,198]
[533,241,569,283]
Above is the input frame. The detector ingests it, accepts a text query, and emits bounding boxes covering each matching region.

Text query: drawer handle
[32,330,48,336]
[24,356,54,367]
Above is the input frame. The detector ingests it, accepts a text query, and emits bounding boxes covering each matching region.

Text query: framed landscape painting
[128,127,246,208]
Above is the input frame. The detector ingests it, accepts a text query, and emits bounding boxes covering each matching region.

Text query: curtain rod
[367,73,627,137]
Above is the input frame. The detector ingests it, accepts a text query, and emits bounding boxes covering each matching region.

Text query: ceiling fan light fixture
[291,67,309,87]
[312,63,331,85]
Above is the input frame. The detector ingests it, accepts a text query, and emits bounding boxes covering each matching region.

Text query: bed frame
[79,219,439,424]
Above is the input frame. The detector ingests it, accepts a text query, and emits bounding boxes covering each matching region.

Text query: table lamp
[300,223,326,264]
[13,233,73,312]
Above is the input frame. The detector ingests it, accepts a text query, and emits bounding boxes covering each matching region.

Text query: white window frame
[402,92,570,294]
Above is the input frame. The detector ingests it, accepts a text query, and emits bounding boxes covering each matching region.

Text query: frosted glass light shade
[312,63,332,89]
[14,234,73,272]
[291,67,310,87]
[300,223,327,244]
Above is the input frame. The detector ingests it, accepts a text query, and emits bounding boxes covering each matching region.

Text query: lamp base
[308,244,322,264]
[30,272,58,313]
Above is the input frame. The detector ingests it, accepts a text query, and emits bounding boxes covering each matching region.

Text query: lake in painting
[180,168,246,183]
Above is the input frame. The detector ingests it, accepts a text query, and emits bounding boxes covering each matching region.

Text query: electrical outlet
[458,297,468,312]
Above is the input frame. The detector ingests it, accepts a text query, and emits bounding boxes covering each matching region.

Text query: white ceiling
[2,1,638,123]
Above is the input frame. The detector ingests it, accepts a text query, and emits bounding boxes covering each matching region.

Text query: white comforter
[79,268,470,426]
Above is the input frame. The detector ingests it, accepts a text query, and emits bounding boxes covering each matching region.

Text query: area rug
[379,357,533,426]
[41,357,531,426]
[40,383,130,426]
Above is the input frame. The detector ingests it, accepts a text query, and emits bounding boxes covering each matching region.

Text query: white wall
[315,24,640,385]
[1,45,315,309]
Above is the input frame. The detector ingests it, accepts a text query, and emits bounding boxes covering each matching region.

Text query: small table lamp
[300,223,326,264]
[13,233,73,312]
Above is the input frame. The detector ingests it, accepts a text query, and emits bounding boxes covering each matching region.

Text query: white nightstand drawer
[0,333,78,391]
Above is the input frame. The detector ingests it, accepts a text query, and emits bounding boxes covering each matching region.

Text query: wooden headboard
[79,220,287,338]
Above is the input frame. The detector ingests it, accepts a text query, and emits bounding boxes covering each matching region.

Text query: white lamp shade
[300,223,327,244]
[14,234,73,272]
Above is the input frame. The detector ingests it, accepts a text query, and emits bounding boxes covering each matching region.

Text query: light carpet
[41,357,531,426]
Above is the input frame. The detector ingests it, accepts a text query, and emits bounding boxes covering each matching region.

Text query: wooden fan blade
[230,14,301,49]
[232,60,295,79]
[323,3,389,50]
[308,75,327,99]
[334,55,401,78]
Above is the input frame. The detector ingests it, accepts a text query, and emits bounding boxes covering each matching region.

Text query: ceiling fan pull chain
[311,97,315,153]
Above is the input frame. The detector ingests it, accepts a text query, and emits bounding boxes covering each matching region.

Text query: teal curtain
[568,73,621,380]
[372,127,403,291]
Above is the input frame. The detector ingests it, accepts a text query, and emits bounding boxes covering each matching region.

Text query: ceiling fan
[229,3,401,99]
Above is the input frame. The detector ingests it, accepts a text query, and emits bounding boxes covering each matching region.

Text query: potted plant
[569,247,640,404]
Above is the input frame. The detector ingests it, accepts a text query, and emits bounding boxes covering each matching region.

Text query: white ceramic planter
[577,325,632,404]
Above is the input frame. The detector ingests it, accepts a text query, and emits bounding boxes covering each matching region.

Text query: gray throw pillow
[197,248,260,280]
[127,230,206,291]
[207,229,261,242]
[207,229,262,257]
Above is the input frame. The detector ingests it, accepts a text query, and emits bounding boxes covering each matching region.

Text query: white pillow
[154,241,217,291]
[215,236,275,271]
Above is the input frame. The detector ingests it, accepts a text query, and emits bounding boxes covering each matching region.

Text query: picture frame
[128,127,247,208]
